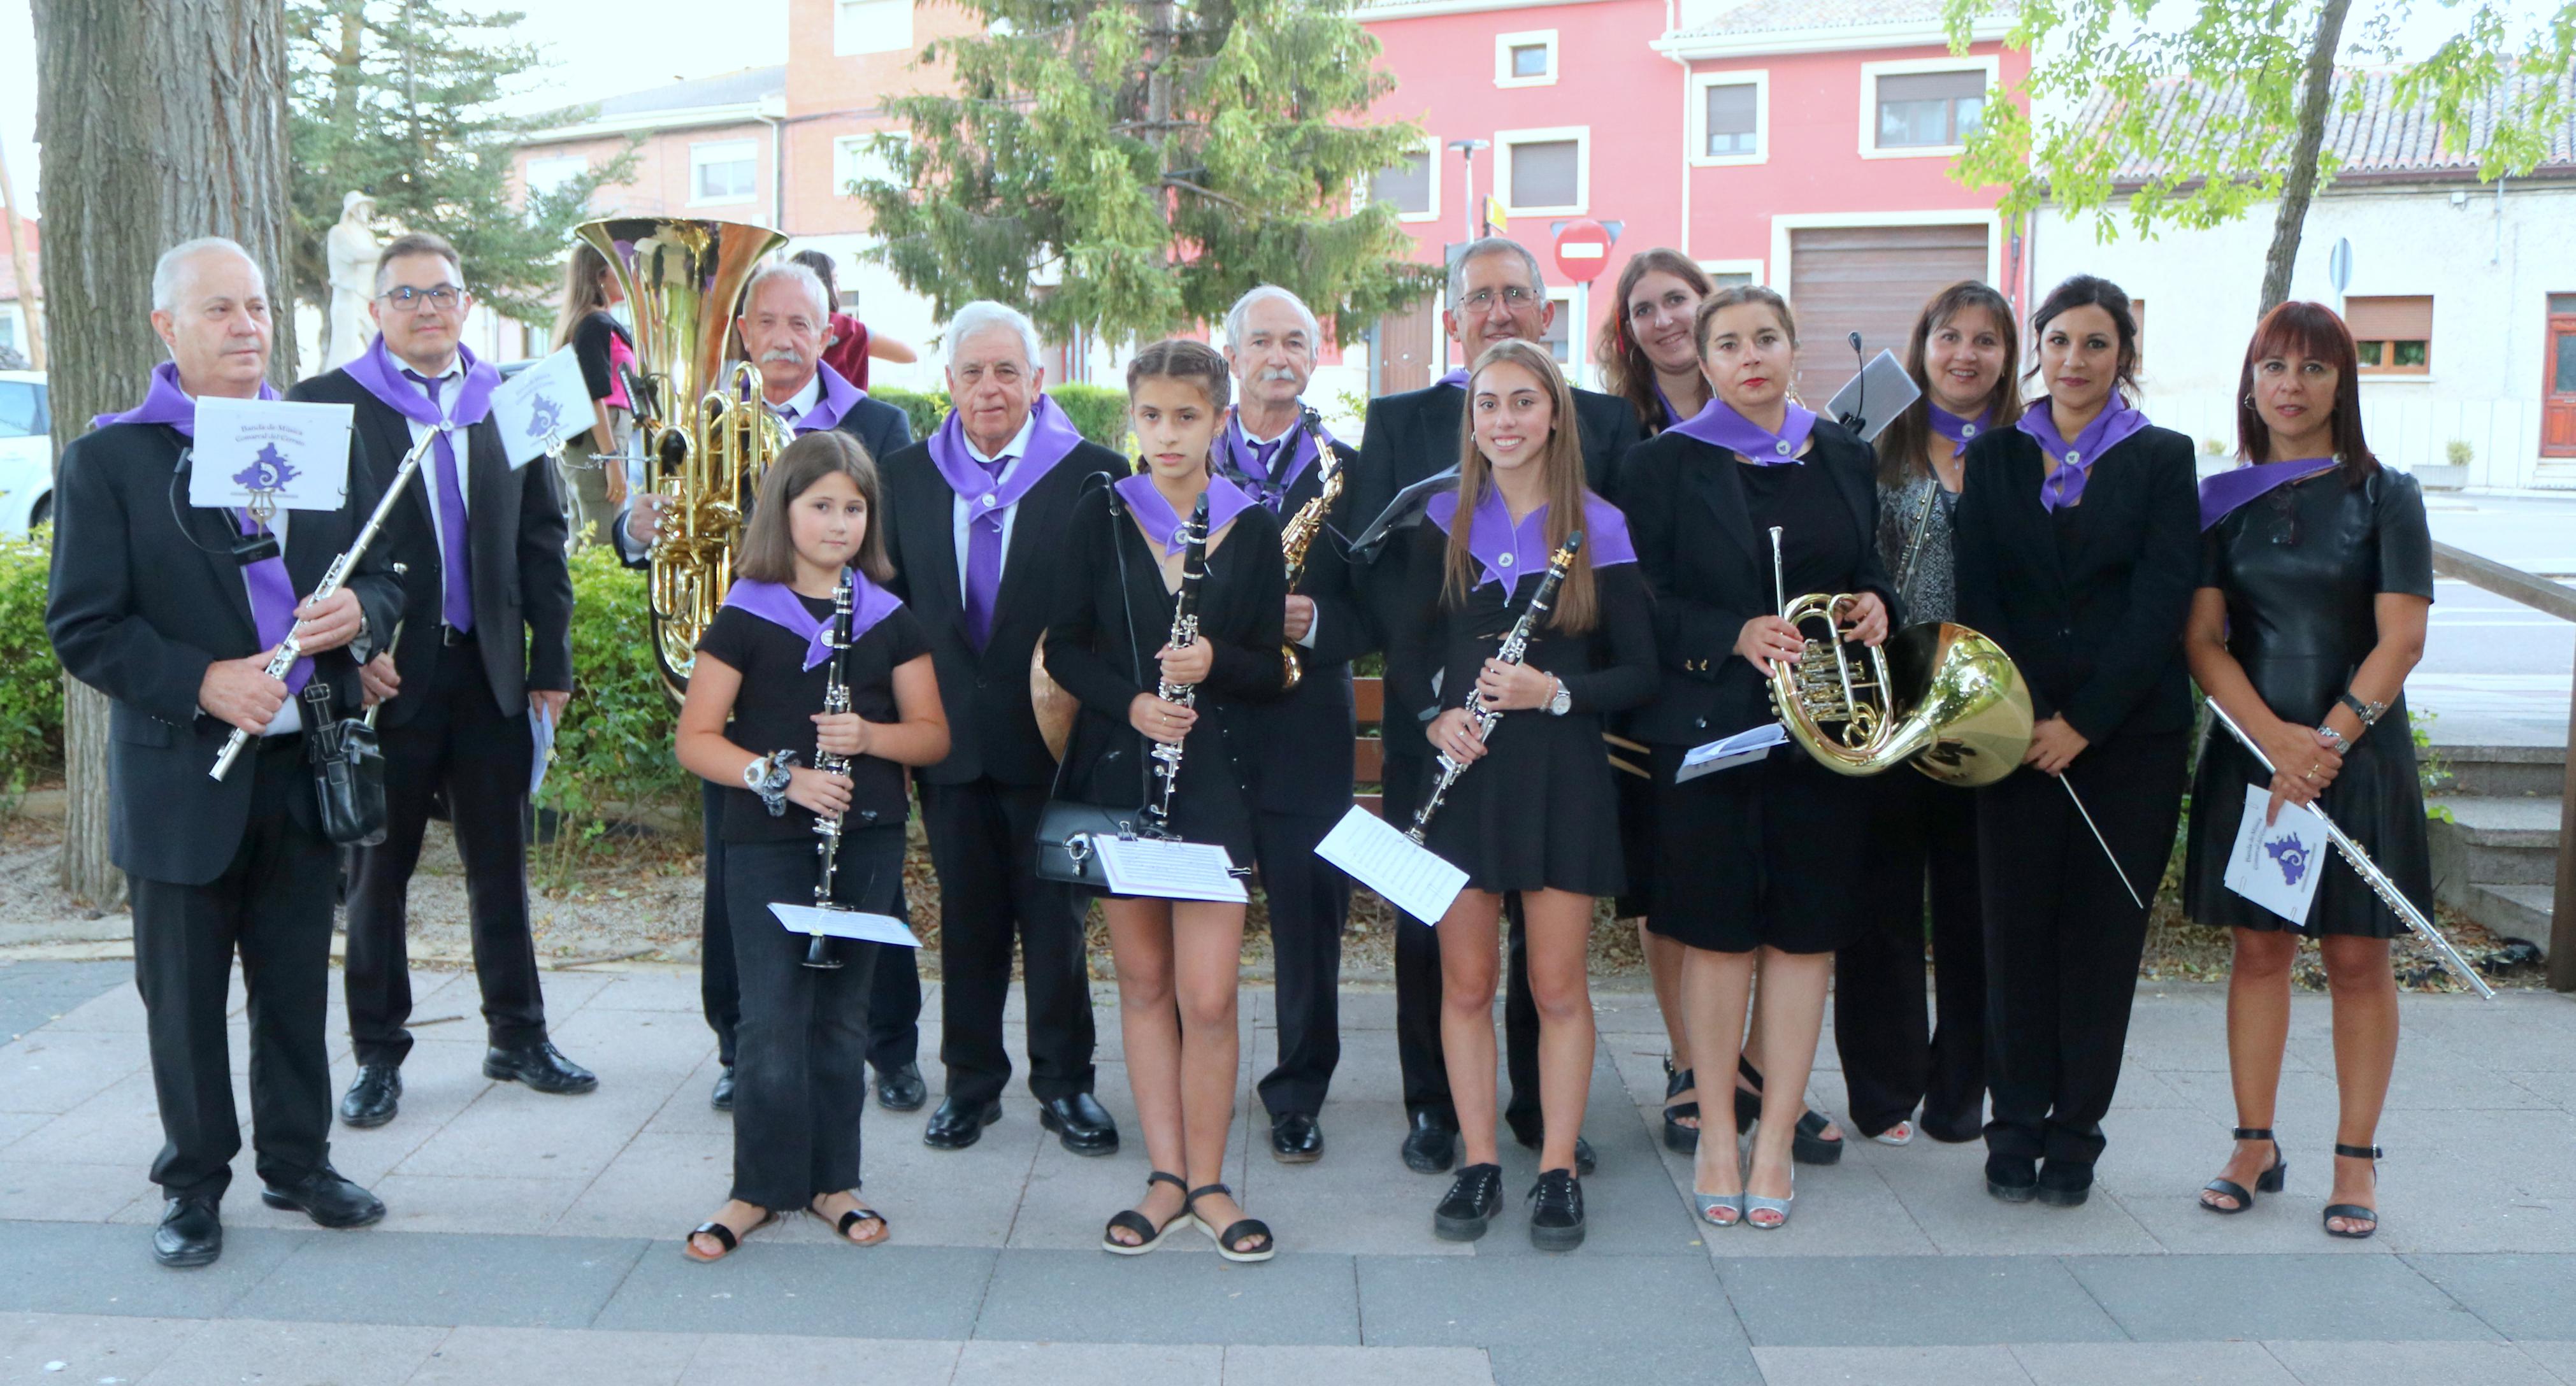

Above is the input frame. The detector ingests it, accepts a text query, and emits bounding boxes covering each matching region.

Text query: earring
[2242,395,2255,410]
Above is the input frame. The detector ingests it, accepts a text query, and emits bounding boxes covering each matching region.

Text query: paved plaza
[1,959,2573,1384]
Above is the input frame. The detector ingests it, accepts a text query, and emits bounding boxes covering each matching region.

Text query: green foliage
[2412,706,2456,822]
[2445,439,2475,468]
[0,527,62,791]
[873,387,951,443]
[1048,384,1133,452]
[855,0,1441,346]
[533,546,697,886]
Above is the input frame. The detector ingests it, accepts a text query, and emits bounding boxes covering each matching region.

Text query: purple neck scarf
[2199,457,2338,532]
[1669,396,1817,464]
[721,571,903,671]
[91,361,279,434]
[775,361,867,435]
[1115,472,1258,559]
[2019,397,2150,512]
[1433,368,1468,390]
[1424,483,1637,591]
[1928,403,1992,447]
[343,335,500,633]
[1222,408,1333,507]
[926,394,1084,511]
[340,334,501,431]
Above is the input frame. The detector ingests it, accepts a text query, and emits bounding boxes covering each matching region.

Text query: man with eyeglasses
[1348,236,1640,1178]
[290,231,591,1130]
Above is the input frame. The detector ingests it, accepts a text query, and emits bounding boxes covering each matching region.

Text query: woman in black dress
[1953,274,2198,1209]
[2184,301,2433,1240]
[1042,339,1286,1262]
[1392,338,1654,1252]
[1621,287,1892,1231]
[1839,282,2023,1147]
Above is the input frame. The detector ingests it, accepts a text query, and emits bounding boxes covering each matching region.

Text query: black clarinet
[1144,491,1212,838]
[804,569,858,970]
[1409,531,1584,843]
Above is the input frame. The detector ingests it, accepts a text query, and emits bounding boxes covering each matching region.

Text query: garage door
[1787,224,1991,407]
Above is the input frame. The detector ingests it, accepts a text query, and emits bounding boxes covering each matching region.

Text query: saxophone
[1276,405,1341,693]
[1144,492,1212,838]
[1407,530,1585,844]
[803,569,858,971]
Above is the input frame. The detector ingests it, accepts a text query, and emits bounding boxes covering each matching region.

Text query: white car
[0,371,52,534]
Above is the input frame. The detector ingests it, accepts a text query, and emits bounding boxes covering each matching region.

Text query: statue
[325,191,380,369]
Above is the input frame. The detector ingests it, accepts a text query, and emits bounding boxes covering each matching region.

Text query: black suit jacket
[1618,422,1894,747]
[1952,422,2199,745]
[46,421,403,885]
[880,432,1122,787]
[288,370,573,724]
[609,390,914,568]
[1235,437,1366,816]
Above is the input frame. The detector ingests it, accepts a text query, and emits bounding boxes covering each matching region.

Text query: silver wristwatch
[1546,676,1572,717]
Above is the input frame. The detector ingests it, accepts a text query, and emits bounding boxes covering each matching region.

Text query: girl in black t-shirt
[673,431,949,1262]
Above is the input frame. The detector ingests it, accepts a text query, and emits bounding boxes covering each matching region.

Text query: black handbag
[302,683,388,847]
[1033,478,1153,887]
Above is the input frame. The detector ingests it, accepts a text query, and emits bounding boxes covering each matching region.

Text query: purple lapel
[925,394,1084,510]
[2018,398,2150,512]
[1222,409,1336,507]
[722,571,905,670]
[2199,457,2338,532]
[791,362,867,435]
[340,334,501,430]
[92,362,278,434]
[1425,483,1637,590]
[1114,472,1259,559]
[1669,396,1817,464]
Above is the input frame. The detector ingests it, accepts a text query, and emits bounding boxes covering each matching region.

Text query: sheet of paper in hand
[1314,804,1469,924]
[770,903,923,948]
[188,397,355,511]
[1824,350,1924,444]
[2221,783,2329,926]
[488,346,590,468]
[1087,836,1251,903]
[1676,721,1789,783]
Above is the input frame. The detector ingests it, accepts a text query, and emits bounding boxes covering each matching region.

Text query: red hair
[2235,301,2378,485]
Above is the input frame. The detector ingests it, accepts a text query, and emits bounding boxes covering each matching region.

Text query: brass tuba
[575,217,788,700]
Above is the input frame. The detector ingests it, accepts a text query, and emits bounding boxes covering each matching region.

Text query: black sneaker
[1433,1162,1504,1242]
[1527,1168,1585,1252]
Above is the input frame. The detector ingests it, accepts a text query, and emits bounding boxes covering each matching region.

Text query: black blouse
[571,312,631,406]
[2201,467,2435,724]
[695,596,932,843]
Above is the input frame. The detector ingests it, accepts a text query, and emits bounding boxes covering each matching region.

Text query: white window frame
[1697,257,1766,287]
[835,0,915,57]
[689,139,761,208]
[1688,69,1769,168]
[1495,125,1590,218]
[522,154,589,200]
[833,131,910,198]
[1858,55,1999,161]
[1541,287,1578,368]
[1494,30,1558,88]
[1767,210,2004,297]
[1369,133,1443,225]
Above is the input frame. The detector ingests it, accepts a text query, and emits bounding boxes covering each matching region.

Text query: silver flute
[1409,530,1584,844]
[1144,492,1212,837]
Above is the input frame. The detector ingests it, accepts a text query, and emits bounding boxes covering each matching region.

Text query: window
[691,139,759,206]
[1542,290,1574,364]
[1699,259,1760,289]
[523,154,588,202]
[0,380,38,439]
[1497,127,1588,215]
[1369,137,1439,222]
[835,0,914,57]
[1859,60,1994,156]
[2348,295,2433,375]
[1494,30,1557,87]
[2131,297,2146,369]
[1690,71,1767,166]
[834,132,909,197]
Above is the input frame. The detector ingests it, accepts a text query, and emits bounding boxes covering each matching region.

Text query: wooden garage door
[1374,293,1439,396]
[1787,224,1990,406]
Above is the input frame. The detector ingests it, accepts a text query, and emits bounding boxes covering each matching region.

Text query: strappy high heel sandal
[1745,1168,1795,1231]
[682,1207,777,1262]
[1735,1057,1843,1166]
[1100,1171,1191,1255]
[1664,1066,1700,1154]
[2323,1144,2382,1240]
[1186,1182,1275,1263]
[2199,1127,2287,1215]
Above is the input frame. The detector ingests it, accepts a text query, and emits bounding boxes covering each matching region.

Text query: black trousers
[1978,730,2187,1166]
[919,777,1098,1106]
[1837,771,1986,1140]
[1383,750,1541,1127]
[129,736,338,1199]
[723,828,903,1208]
[700,780,921,1073]
[344,643,546,1065]
[1253,808,1349,1120]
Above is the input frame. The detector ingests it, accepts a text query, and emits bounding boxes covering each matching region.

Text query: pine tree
[856,0,1438,345]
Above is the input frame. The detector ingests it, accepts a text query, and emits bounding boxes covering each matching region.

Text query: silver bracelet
[2315,724,2352,755]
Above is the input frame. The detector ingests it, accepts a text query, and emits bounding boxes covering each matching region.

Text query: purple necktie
[407,371,474,634]
[234,511,314,698]
[962,453,1011,652]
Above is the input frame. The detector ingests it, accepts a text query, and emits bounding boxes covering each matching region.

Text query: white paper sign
[1086,836,1250,903]
[188,397,354,511]
[1824,350,1925,443]
[2221,783,2330,925]
[488,346,589,468]
[1314,804,1468,925]
[770,902,923,948]
[528,703,557,797]
[1677,722,1789,782]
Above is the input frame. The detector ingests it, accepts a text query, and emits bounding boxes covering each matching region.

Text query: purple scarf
[1669,396,1817,464]
[2018,398,2150,512]
[777,361,867,435]
[1928,403,1992,447]
[925,393,1085,510]
[1425,483,1637,590]
[1221,408,1333,504]
[2199,457,2338,532]
[340,334,501,431]
[721,571,903,671]
[91,361,279,434]
[1114,472,1259,559]
[1433,368,1469,390]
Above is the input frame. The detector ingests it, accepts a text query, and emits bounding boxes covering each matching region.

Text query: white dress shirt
[769,371,823,426]
[951,411,1039,608]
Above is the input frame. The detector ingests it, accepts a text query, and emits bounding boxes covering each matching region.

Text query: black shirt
[571,312,632,405]
[694,596,931,843]
[1743,458,1862,608]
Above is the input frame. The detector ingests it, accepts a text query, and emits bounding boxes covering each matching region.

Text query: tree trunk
[32,0,297,910]
[2257,0,2355,318]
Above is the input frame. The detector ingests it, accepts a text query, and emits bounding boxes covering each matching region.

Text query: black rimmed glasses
[380,285,465,311]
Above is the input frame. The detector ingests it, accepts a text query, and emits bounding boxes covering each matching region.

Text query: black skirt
[1422,703,1630,897]
[1646,739,1877,955]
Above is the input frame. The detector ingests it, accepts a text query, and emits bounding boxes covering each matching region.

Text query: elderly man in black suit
[48,237,405,1267]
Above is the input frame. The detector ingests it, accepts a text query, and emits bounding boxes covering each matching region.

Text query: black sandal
[812,1194,888,1246]
[1186,1182,1275,1263]
[1102,1171,1191,1255]
[681,1208,777,1262]
[1735,1057,1843,1166]
[1664,1066,1700,1154]
[2199,1127,2287,1214]
[2323,1144,2382,1239]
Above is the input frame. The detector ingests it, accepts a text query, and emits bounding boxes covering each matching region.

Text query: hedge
[0,527,61,790]
[533,544,700,881]
[872,384,1135,457]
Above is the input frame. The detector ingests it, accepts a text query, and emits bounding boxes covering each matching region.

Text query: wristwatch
[1546,676,1572,717]
[2315,724,2352,755]
[744,751,798,817]
[2338,692,2389,728]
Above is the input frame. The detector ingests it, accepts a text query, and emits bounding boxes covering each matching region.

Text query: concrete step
[2424,743,2566,799]
[2428,795,2561,950]
[2469,883,2554,944]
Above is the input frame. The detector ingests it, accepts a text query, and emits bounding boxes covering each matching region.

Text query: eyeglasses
[380,285,465,310]
[1458,285,1539,313]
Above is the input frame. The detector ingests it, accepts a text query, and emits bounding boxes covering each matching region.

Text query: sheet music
[1314,804,1467,925]
[1092,836,1251,903]
[488,346,589,468]
[1676,722,1788,782]
[528,703,558,797]
[2220,783,2328,925]
[188,397,355,510]
[769,903,923,948]
[1824,350,1924,443]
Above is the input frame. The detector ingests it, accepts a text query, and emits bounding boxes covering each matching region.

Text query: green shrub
[0,525,61,789]
[2444,439,2473,468]
[535,545,699,885]
[873,386,947,443]
[1047,383,1133,453]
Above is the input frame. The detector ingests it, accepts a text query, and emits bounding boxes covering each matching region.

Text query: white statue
[325,190,380,369]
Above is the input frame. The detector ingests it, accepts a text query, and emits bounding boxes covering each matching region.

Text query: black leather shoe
[709,1065,735,1111]
[924,1095,1003,1149]
[1433,1162,1503,1241]
[153,1196,222,1268]
[2036,1159,2094,1208]
[338,1062,401,1129]
[1039,1093,1119,1156]
[1986,1154,2039,1203]
[1401,1111,1457,1173]
[483,1041,598,1095]
[259,1166,385,1229]
[1270,1113,1325,1163]
[876,1062,926,1112]
[1509,1120,1597,1176]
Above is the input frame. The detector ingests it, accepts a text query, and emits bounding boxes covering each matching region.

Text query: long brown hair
[554,242,615,350]
[735,431,893,584]
[1595,248,1715,435]
[1446,339,1600,634]
[1875,281,2024,486]
[2236,301,2378,485]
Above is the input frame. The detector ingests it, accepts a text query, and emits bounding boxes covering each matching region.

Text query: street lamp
[1448,138,1490,241]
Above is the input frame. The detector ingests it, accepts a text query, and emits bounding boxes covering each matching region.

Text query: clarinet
[803,568,858,970]
[1144,491,1212,838]
[1408,530,1584,844]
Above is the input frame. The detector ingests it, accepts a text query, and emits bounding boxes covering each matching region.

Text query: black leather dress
[2182,468,2436,938]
